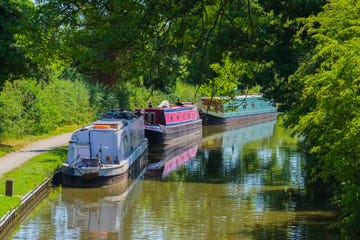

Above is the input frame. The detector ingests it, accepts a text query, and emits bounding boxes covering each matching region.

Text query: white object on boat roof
[158,100,169,108]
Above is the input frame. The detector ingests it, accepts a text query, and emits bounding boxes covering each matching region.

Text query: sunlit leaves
[287,0,360,232]
[199,52,273,98]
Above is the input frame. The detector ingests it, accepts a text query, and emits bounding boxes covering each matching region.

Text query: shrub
[0,79,39,138]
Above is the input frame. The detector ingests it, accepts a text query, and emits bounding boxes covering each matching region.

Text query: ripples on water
[11,119,340,240]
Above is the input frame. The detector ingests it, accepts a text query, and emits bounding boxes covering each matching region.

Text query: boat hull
[145,119,203,146]
[60,139,148,188]
[61,170,129,188]
[202,111,277,125]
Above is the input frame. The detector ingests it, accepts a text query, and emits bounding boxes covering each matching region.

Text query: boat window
[259,101,262,107]
[251,102,255,109]
[243,102,247,110]
[130,132,134,150]
[150,112,155,124]
[159,112,165,124]
[122,133,130,157]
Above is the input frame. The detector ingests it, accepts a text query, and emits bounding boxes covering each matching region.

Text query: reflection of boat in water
[60,110,148,188]
[183,120,277,181]
[201,119,277,150]
[60,175,143,235]
[145,136,201,179]
[199,94,277,125]
[136,100,202,146]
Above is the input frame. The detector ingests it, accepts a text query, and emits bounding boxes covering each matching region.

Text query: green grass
[0,124,85,218]
[0,197,21,217]
[0,147,67,218]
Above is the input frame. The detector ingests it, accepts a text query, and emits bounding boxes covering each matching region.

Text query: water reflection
[13,179,143,239]
[166,120,279,183]
[146,134,202,179]
[11,119,340,239]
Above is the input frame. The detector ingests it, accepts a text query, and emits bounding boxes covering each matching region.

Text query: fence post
[5,180,13,197]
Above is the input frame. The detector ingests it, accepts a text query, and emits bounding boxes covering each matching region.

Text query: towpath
[0,133,72,177]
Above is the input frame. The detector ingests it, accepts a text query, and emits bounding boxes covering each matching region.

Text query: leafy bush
[123,80,197,110]
[0,77,96,138]
[87,82,120,114]
[0,79,39,138]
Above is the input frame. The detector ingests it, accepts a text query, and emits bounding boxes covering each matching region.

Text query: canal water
[10,119,340,239]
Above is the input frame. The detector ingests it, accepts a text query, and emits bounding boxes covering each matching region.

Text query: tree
[28,0,193,89]
[286,0,360,234]
[199,52,272,98]
[0,0,34,86]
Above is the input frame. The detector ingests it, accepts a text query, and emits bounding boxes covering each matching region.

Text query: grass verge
[0,147,66,217]
[0,124,86,218]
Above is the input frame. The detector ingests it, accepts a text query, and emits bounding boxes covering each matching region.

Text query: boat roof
[76,110,141,131]
[200,94,263,100]
[140,101,196,111]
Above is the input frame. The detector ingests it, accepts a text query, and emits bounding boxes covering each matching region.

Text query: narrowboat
[199,94,277,125]
[60,110,148,188]
[136,100,202,146]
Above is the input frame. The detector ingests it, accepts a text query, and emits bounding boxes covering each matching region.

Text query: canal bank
[0,133,71,178]
[0,133,71,236]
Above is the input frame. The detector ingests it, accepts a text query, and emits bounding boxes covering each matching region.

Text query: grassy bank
[0,147,67,217]
[0,125,82,218]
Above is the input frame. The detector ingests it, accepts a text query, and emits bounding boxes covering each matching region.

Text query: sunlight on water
[11,119,340,240]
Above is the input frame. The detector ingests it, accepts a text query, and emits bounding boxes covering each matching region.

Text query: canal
[10,119,340,239]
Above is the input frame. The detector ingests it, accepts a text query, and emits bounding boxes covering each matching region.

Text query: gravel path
[0,133,72,177]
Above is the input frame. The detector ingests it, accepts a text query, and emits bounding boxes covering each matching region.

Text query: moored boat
[60,110,148,188]
[136,100,202,146]
[199,94,277,125]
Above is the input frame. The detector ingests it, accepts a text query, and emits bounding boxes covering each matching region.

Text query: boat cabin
[66,117,145,168]
[199,95,276,114]
[139,101,200,126]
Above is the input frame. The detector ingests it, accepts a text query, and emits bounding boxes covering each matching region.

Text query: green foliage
[286,0,360,234]
[87,82,120,114]
[172,80,198,103]
[0,0,35,86]
[199,53,240,98]
[0,79,38,137]
[123,80,197,110]
[36,79,93,130]
[0,77,96,138]
[199,52,272,98]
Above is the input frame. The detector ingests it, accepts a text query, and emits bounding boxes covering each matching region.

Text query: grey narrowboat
[60,110,148,188]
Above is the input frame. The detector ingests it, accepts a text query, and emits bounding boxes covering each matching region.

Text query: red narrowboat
[136,100,202,146]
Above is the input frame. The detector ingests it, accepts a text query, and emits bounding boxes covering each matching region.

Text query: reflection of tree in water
[165,120,308,194]
[241,148,260,174]
[204,150,224,182]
